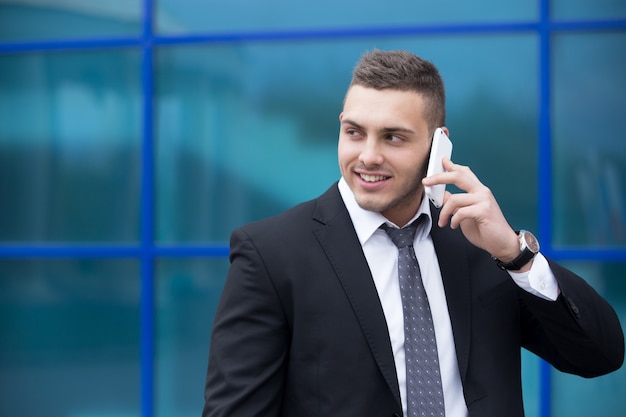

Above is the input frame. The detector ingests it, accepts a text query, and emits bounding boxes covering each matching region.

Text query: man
[202,50,624,417]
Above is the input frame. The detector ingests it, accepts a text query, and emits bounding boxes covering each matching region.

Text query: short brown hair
[349,49,446,131]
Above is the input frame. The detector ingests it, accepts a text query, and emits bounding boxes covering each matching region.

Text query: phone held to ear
[424,127,453,208]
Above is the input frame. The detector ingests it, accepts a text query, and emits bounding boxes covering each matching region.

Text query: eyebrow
[341,118,416,135]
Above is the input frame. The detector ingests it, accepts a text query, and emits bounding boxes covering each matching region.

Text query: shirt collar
[338,177,433,245]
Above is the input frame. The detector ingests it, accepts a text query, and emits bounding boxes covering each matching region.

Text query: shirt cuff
[507,252,560,301]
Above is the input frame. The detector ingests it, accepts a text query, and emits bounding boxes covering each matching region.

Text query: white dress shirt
[337,178,558,416]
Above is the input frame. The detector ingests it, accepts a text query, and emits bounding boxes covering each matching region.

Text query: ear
[441,126,450,137]
[339,112,344,121]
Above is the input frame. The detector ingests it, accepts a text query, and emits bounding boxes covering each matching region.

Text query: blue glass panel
[154,257,229,417]
[155,35,537,242]
[156,0,536,35]
[522,350,541,417]
[0,1,141,42]
[552,33,626,248]
[0,259,141,417]
[551,262,626,417]
[552,0,626,20]
[0,50,142,243]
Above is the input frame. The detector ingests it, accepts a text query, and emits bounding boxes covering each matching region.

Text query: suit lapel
[312,184,403,408]
[309,186,473,403]
[430,206,472,383]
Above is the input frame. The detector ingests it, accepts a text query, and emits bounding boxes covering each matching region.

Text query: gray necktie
[381,219,445,417]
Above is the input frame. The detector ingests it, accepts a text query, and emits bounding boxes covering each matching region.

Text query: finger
[438,192,484,228]
[441,156,454,170]
[437,191,454,227]
[440,159,485,193]
[448,204,485,229]
[422,157,456,186]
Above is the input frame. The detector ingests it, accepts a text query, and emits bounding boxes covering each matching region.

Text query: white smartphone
[424,127,453,208]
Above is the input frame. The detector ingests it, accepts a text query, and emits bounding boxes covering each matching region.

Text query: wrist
[493,230,523,263]
[494,230,540,271]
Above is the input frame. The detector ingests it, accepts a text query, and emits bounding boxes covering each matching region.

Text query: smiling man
[202,50,624,417]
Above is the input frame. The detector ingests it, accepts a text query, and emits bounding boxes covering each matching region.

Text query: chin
[354,196,389,214]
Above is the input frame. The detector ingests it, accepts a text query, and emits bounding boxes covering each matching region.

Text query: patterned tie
[381,218,445,417]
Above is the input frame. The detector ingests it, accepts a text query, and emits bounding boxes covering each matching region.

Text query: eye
[344,127,363,139]
[386,134,403,143]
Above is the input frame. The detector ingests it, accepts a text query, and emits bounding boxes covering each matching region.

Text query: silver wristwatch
[495,230,540,271]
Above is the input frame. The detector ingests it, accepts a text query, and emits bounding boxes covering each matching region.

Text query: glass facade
[1,1,625,417]
[0,259,141,416]
[552,0,626,20]
[0,49,142,243]
[0,1,141,42]
[552,32,626,248]
[551,262,626,417]
[154,258,229,417]
[156,0,536,34]
[155,35,538,243]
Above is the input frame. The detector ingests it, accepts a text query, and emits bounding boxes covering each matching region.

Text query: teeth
[360,174,387,182]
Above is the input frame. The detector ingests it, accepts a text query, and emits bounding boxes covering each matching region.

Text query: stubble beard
[355,170,426,218]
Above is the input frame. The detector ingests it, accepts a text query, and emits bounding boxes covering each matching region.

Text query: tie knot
[381,219,422,249]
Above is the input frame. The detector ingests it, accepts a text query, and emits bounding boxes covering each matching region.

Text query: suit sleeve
[519,258,624,378]
[202,227,289,417]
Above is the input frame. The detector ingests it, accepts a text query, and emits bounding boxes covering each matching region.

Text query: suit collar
[337,177,387,244]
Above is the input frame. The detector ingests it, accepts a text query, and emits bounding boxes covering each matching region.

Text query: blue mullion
[0,245,142,258]
[0,245,230,258]
[151,21,540,45]
[0,245,140,258]
[4,245,624,261]
[538,1,553,417]
[2,18,626,55]
[154,245,230,257]
[0,21,539,54]
[0,37,141,53]
[140,0,155,416]
[540,360,553,417]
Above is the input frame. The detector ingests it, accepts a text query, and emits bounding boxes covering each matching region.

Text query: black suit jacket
[203,183,624,417]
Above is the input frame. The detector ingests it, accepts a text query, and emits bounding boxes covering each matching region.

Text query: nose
[359,137,384,167]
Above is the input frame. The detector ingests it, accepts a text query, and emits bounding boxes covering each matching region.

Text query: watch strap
[495,230,537,271]
[495,248,536,271]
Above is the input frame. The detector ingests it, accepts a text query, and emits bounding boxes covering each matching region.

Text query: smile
[359,173,389,183]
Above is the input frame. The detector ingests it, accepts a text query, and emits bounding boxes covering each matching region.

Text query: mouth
[359,173,390,183]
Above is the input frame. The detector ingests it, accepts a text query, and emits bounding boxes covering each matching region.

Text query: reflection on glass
[156,0,535,34]
[0,50,142,243]
[552,33,626,248]
[154,257,230,417]
[0,1,141,42]
[552,0,626,20]
[155,35,537,243]
[522,349,541,417]
[0,259,141,417]
[551,262,626,417]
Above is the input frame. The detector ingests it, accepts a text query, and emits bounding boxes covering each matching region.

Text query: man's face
[338,85,433,226]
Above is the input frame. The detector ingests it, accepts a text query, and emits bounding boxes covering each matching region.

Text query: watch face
[522,231,540,253]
